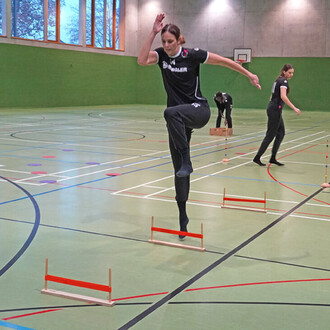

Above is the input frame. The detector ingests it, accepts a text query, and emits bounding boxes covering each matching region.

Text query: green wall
[137,57,330,112]
[0,43,138,107]
[0,43,329,111]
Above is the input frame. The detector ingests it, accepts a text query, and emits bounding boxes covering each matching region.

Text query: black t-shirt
[269,77,289,109]
[214,93,232,111]
[155,47,209,107]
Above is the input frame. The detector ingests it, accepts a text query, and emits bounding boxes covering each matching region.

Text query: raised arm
[137,13,165,66]
[206,52,261,90]
[280,88,301,115]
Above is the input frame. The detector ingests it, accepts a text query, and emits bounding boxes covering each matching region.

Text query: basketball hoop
[236,59,245,66]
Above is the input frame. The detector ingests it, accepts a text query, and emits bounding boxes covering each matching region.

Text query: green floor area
[0,105,329,329]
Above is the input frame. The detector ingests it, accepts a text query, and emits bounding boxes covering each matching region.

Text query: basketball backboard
[233,48,252,63]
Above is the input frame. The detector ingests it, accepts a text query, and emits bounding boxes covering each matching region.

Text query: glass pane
[115,0,120,49]
[0,1,2,35]
[60,0,79,44]
[86,0,92,45]
[11,0,44,40]
[48,0,56,41]
[106,0,113,48]
[95,0,105,48]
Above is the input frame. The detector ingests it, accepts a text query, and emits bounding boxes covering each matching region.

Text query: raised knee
[164,108,177,121]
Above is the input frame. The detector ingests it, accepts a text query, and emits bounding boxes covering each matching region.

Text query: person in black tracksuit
[321,182,330,188]
[138,13,261,238]
[214,91,233,128]
[253,64,301,167]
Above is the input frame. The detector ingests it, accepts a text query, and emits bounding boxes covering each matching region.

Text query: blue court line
[0,128,324,207]
[0,154,84,164]
[0,176,40,277]
[0,320,35,330]
[0,138,321,207]
[118,187,324,329]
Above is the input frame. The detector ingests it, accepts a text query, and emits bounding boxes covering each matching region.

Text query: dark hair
[278,63,294,93]
[161,24,186,44]
[215,91,223,98]
[279,63,294,77]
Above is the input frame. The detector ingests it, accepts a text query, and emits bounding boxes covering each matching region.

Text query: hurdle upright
[149,216,206,252]
[41,258,115,307]
[222,188,267,213]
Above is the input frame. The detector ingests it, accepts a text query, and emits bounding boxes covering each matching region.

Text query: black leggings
[216,107,232,128]
[256,106,285,159]
[164,102,210,202]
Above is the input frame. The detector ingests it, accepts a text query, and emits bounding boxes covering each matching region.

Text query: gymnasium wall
[136,57,330,111]
[0,0,329,110]
[0,43,329,111]
[0,43,138,107]
[137,0,330,58]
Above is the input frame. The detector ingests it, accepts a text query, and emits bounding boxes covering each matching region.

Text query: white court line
[0,168,69,178]
[0,136,163,153]
[130,132,328,198]
[144,185,330,209]
[111,193,330,223]
[134,132,328,198]
[14,149,171,185]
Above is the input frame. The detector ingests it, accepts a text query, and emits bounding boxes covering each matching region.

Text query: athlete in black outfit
[214,91,233,128]
[138,13,261,238]
[253,64,301,167]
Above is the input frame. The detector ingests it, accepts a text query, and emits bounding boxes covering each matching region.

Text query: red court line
[2,309,61,320]
[151,226,203,239]
[45,274,111,292]
[185,278,330,292]
[268,144,330,206]
[112,291,168,302]
[4,278,329,320]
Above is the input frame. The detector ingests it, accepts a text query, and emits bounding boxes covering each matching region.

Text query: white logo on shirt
[162,61,187,73]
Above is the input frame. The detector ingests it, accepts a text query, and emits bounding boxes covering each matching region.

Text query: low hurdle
[41,258,115,307]
[149,216,205,252]
[222,188,267,213]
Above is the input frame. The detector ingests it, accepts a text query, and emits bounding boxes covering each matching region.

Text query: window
[60,0,79,44]
[11,0,45,40]
[0,0,3,35]
[4,0,124,50]
[47,0,57,41]
[86,0,124,50]
[94,0,105,48]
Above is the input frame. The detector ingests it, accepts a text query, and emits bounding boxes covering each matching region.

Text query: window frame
[1,0,124,51]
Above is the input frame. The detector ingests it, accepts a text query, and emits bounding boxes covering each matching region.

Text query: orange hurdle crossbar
[41,259,115,307]
[151,226,203,239]
[222,188,267,213]
[44,275,112,293]
[149,216,205,251]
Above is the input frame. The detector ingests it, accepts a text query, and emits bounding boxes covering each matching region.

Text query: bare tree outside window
[9,0,123,49]
[0,1,3,35]
[11,0,45,40]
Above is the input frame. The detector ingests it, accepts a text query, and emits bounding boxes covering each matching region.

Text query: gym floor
[0,105,329,330]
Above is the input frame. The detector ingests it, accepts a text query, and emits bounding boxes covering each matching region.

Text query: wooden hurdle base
[149,217,206,252]
[41,259,115,307]
[41,288,115,307]
[210,127,233,136]
[222,188,267,213]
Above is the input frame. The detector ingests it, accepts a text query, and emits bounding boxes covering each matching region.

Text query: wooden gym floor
[0,105,329,330]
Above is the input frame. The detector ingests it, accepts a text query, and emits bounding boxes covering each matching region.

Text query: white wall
[1,0,329,58]
[134,0,330,57]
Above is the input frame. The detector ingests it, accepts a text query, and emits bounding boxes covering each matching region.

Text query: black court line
[169,301,330,307]
[118,187,324,330]
[2,216,329,273]
[0,176,40,277]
